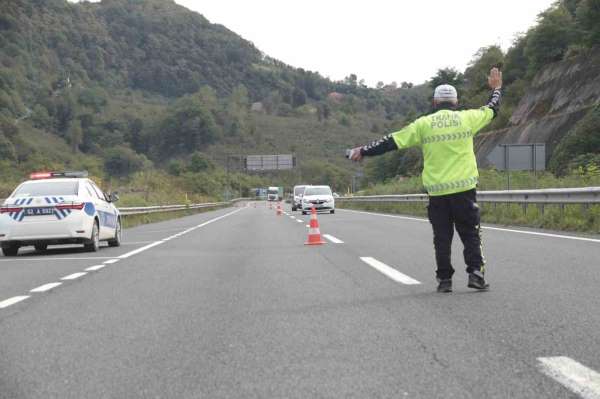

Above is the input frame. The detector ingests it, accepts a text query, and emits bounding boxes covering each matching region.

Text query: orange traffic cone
[276,202,283,216]
[305,207,326,245]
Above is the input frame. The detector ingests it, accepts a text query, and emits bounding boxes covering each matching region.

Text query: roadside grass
[361,170,600,195]
[346,169,600,234]
[339,201,600,234]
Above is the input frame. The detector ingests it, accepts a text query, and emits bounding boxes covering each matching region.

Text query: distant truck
[253,187,267,200]
[267,186,283,201]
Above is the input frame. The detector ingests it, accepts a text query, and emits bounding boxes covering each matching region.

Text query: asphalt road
[1,202,599,398]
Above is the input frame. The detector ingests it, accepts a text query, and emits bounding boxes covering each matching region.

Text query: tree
[524,4,576,74]
[104,146,148,177]
[157,95,220,156]
[549,105,600,175]
[292,87,307,107]
[188,152,214,172]
[68,120,83,153]
[576,0,600,46]
[462,46,505,106]
[344,74,358,87]
[430,68,465,89]
[503,35,528,85]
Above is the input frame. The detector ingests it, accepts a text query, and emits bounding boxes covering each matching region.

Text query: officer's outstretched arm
[485,89,502,118]
[348,134,397,161]
[485,67,503,118]
[349,121,420,161]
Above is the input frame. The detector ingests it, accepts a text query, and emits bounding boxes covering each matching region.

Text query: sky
[175,0,556,86]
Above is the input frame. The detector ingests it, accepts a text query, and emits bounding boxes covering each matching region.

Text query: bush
[549,105,600,175]
[188,152,214,172]
[104,146,150,177]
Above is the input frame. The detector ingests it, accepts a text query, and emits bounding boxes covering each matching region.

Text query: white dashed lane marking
[61,272,87,281]
[85,264,106,271]
[323,234,344,244]
[30,282,62,293]
[0,296,29,308]
[1,208,245,312]
[538,356,600,399]
[360,257,421,285]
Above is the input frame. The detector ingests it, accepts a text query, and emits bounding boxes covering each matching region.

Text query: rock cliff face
[476,47,600,166]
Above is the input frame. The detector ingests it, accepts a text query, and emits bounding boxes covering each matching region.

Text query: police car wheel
[34,244,48,252]
[84,221,100,252]
[108,218,122,247]
[330,210,335,214]
[291,206,297,211]
[2,245,19,257]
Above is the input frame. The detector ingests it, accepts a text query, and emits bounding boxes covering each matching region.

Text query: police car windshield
[13,181,78,197]
[304,187,332,196]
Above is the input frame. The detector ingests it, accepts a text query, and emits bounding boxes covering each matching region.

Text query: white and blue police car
[0,171,121,256]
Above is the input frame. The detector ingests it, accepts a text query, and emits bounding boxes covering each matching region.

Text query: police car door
[88,181,116,240]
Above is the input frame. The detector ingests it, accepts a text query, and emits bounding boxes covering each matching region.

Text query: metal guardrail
[118,198,249,216]
[337,187,600,208]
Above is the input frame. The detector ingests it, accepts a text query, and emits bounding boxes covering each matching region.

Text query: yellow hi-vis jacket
[391,107,494,196]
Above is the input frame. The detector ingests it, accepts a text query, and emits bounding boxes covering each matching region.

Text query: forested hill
[2,0,328,100]
[0,0,428,194]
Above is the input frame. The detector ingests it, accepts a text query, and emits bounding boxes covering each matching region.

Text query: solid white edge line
[0,296,30,308]
[30,282,62,293]
[0,257,116,262]
[119,208,243,259]
[103,259,119,264]
[61,272,87,280]
[339,208,600,243]
[85,264,106,271]
[538,356,600,399]
[360,257,421,285]
[323,234,344,244]
[117,240,164,259]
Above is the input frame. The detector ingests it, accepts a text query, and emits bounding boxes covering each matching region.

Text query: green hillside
[0,0,429,199]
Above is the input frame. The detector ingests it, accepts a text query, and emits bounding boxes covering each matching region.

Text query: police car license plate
[24,207,55,216]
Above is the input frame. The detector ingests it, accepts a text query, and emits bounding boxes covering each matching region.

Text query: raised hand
[488,67,503,90]
[349,147,363,161]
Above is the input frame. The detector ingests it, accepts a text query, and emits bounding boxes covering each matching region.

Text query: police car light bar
[30,172,52,180]
[30,171,89,179]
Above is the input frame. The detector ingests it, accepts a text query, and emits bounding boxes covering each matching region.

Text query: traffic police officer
[349,68,502,292]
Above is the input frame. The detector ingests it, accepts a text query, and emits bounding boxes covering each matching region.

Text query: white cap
[433,84,458,101]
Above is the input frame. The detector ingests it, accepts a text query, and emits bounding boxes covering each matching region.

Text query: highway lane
[0,207,241,309]
[0,202,599,398]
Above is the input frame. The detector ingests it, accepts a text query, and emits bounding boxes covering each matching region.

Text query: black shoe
[437,278,452,293]
[468,271,489,290]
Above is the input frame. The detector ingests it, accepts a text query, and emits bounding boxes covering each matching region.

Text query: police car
[0,171,122,256]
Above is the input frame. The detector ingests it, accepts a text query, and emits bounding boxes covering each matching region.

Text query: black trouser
[427,189,485,280]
